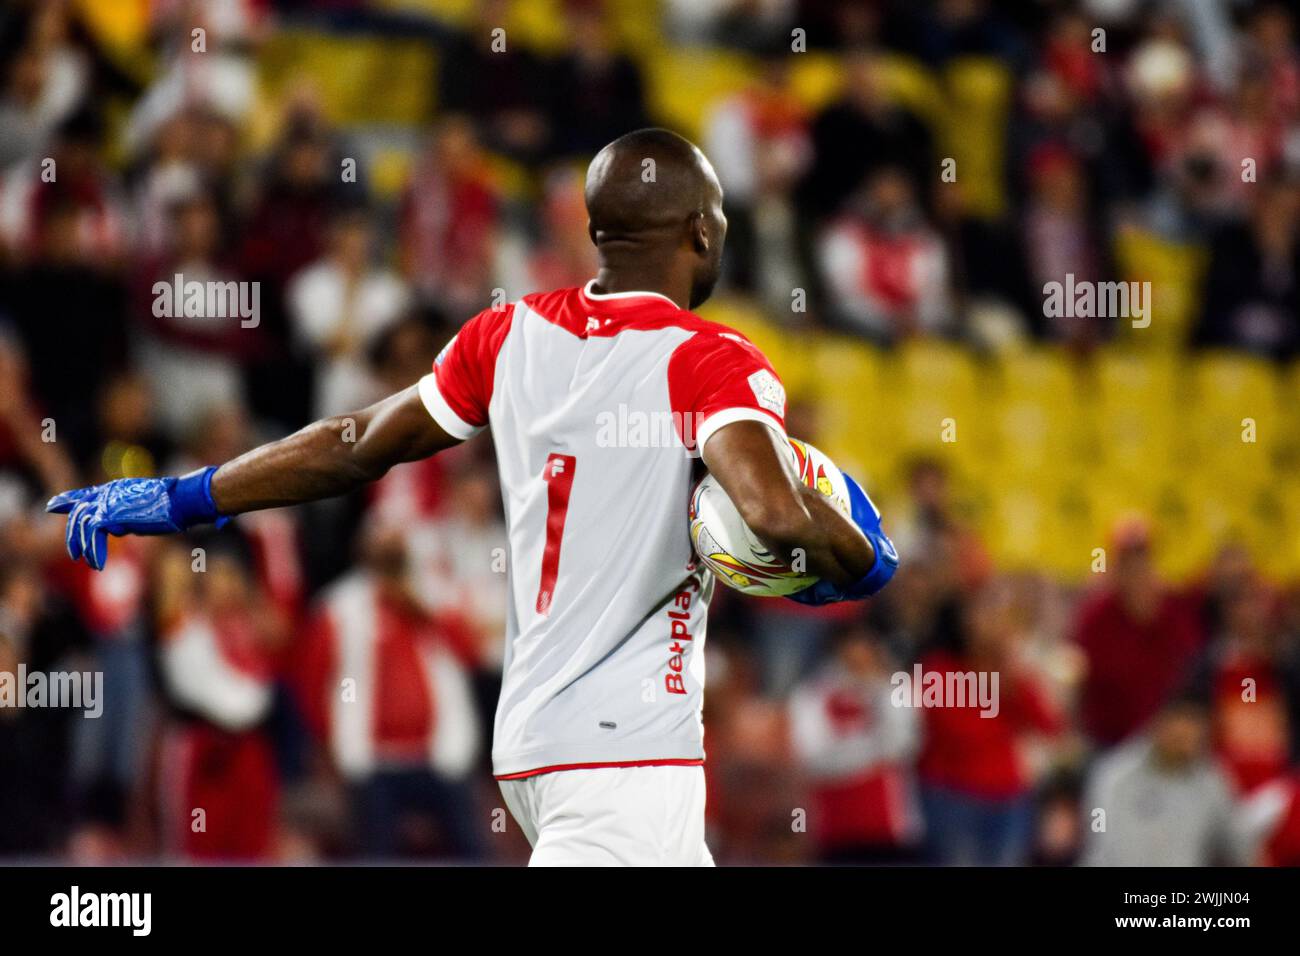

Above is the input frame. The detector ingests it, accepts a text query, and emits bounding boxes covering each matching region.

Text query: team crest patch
[747,369,786,415]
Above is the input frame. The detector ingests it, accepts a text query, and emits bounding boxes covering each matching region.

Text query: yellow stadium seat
[480,153,533,201]
[1094,346,1181,401]
[694,297,784,359]
[643,48,756,141]
[605,0,666,51]
[995,344,1078,398]
[772,339,817,406]
[1193,351,1280,404]
[1110,226,1211,348]
[940,57,1014,220]
[891,340,989,481]
[880,55,946,128]
[381,0,647,50]
[1048,479,1103,580]
[781,52,945,125]
[1277,359,1300,477]
[1188,351,1282,491]
[258,32,436,126]
[896,339,981,397]
[787,54,847,113]
[1149,478,1222,582]
[1091,347,1185,485]
[368,147,415,201]
[810,335,884,393]
[983,484,1054,572]
[805,336,891,483]
[1274,485,1300,580]
[74,0,151,63]
[506,0,571,51]
[1238,484,1293,580]
[989,346,1086,485]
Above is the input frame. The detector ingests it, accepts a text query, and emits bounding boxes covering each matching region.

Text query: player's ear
[587,218,597,246]
[688,210,709,256]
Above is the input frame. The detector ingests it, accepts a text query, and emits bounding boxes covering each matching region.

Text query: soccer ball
[688,437,852,596]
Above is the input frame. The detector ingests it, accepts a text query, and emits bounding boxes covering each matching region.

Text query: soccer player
[47,129,897,866]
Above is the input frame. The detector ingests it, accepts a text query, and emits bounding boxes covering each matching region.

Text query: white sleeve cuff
[417,373,484,440]
[695,407,786,455]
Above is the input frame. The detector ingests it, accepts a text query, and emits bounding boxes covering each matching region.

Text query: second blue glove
[787,471,898,606]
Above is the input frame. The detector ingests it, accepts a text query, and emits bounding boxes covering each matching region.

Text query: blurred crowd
[0,0,1298,865]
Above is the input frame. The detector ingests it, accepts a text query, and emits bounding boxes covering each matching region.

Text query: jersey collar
[581,279,680,309]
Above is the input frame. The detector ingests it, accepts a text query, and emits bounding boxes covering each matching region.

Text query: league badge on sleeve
[747,369,785,416]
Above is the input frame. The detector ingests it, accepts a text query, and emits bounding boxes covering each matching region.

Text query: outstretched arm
[211,385,456,513]
[48,386,458,569]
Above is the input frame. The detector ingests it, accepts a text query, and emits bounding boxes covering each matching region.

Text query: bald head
[586,128,719,234]
[585,128,727,308]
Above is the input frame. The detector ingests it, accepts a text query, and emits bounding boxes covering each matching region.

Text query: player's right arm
[46,386,459,570]
[210,385,453,513]
[49,304,512,571]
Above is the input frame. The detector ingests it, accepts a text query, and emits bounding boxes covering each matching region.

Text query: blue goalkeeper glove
[45,466,227,571]
[787,471,898,606]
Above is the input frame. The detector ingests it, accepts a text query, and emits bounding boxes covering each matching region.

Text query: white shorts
[499,764,715,866]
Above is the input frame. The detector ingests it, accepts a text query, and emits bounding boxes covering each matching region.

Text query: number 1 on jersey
[537,453,576,615]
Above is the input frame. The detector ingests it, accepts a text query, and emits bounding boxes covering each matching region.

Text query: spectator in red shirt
[1191,578,1294,794]
[918,579,1065,865]
[134,189,261,438]
[526,168,600,295]
[1073,516,1205,748]
[154,535,289,861]
[239,108,342,293]
[704,49,809,296]
[399,116,500,320]
[295,521,484,860]
[817,165,952,342]
[788,622,922,863]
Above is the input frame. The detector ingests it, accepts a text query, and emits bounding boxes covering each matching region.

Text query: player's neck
[591,266,691,310]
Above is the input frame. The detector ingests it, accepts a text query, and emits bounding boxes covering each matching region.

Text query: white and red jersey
[297,573,481,781]
[159,610,275,732]
[788,668,922,851]
[418,281,788,778]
